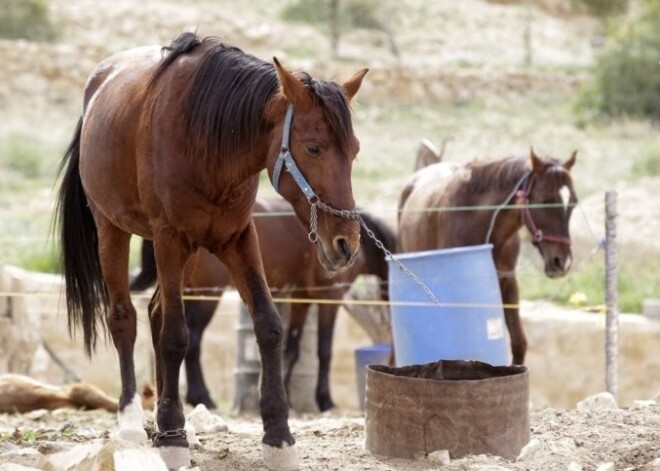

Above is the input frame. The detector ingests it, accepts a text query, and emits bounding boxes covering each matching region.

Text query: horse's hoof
[158,445,191,470]
[263,442,299,471]
[316,396,335,412]
[117,427,149,444]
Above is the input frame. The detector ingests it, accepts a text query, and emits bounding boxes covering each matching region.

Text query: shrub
[0,0,57,41]
[0,134,55,179]
[570,0,629,19]
[579,1,660,121]
[281,0,382,32]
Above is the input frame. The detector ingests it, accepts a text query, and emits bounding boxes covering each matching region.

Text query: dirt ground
[1,402,660,470]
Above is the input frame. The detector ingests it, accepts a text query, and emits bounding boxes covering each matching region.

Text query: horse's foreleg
[95,218,146,443]
[316,303,338,412]
[184,298,219,409]
[150,230,193,469]
[219,223,298,470]
[499,275,527,365]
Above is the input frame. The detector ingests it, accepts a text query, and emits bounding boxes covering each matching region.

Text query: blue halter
[270,104,317,201]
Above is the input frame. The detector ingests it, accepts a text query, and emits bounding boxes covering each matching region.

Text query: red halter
[515,173,571,246]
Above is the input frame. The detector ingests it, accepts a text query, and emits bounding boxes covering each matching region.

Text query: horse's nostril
[335,237,351,260]
[553,257,563,270]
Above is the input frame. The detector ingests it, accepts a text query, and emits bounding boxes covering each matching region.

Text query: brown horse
[131,198,395,412]
[56,32,367,470]
[398,149,578,365]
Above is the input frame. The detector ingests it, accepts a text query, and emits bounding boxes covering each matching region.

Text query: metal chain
[152,428,187,445]
[359,217,439,305]
[309,198,439,305]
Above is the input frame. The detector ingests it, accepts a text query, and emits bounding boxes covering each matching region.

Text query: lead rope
[309,199,440,305]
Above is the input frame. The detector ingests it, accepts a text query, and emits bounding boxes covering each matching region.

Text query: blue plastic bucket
[387,244,509,366]
[355,343,392,411]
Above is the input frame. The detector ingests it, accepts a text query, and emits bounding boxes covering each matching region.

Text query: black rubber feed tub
[365,360,529,460]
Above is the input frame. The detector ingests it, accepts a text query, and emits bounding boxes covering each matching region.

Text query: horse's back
[398,162,469,252]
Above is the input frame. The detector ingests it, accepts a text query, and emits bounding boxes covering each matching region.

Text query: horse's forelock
[302,76,355,158]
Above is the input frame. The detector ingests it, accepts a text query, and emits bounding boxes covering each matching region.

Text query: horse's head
[266,58,368,272]
[523,149,578,278]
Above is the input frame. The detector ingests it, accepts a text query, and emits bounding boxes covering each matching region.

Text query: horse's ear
[530,147,545,174]
[273,57,306,105]
[563,150,577,171]
[343,68,369,101]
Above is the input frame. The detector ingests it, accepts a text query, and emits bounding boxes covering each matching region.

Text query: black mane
[149,32,355,174]
[462,155,567,195]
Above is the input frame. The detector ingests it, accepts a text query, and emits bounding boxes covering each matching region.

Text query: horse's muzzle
[316,234,360,272]
[544,253,572,278]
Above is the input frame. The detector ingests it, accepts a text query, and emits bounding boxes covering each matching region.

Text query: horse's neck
[484,188,525,246]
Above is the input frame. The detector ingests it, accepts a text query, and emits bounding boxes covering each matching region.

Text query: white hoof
[117,393,147,444]
[117,427,149,444]
[263,443,299,471]
[159,446,191,470]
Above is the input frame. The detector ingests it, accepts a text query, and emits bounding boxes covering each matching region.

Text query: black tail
[56,117,108,356]
[129,239,158,291]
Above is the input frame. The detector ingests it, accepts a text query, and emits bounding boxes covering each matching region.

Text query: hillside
[1,0,659,310]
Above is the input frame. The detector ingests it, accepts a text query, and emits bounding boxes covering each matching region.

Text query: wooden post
[605,190,618,400]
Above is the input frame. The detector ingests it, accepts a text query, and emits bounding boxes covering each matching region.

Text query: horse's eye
[306,145,321,157]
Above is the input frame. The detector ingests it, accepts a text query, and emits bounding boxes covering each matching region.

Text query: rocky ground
[1,397,660,471]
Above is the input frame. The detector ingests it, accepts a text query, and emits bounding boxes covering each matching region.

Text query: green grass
[519,253,660,314]
[0,134,59,180]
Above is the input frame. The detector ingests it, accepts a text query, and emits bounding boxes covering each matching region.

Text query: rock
[639,458,660,470]
[186,404,228,433]
[632,400,656,409]
[0,464,44,471]
[595,463,615,471]
[576,392,618,411]
[0,448,47,469]
[45,439,168,471]
[567,463,582,471]
[516,438,540,462]
[549,437,577,455]
[427,449,450,465]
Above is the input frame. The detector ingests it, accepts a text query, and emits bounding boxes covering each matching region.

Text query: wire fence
[0,198,607,313]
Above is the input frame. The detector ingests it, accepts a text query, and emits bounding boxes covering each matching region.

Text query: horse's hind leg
[184,297,219,409]
[95,217,146,443]
[316,303,338,412]
[283,302,308,400]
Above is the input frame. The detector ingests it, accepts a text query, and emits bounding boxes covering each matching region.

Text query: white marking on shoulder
[559,185,571,212]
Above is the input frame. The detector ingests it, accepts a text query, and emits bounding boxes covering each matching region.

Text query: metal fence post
[605,190,619,400]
